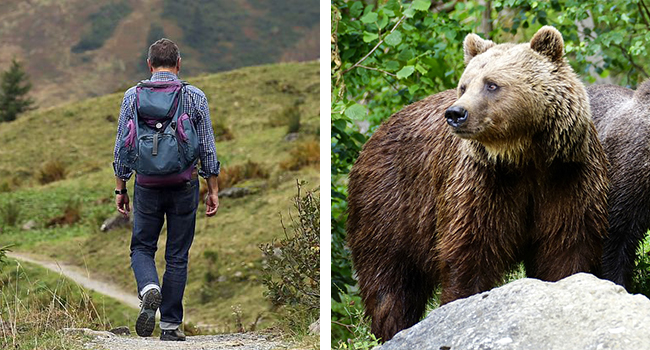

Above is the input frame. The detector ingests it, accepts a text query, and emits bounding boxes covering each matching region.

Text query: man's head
[147,38,181,74]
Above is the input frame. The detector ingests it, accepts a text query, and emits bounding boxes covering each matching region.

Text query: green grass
[0,61,319,335]
[0,257,137,350]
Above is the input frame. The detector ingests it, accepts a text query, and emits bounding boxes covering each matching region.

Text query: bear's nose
[445,106,468,128]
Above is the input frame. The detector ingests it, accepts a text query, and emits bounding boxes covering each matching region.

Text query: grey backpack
[118,80,199,186]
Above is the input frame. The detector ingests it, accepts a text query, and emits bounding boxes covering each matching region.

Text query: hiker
[112,38,220,341]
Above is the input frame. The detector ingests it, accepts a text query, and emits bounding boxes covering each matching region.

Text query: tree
[0,59,34,122]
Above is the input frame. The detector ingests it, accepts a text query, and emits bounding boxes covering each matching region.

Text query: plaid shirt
[113,71,221,180]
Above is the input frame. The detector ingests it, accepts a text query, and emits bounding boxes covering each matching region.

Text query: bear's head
[445,26,590,164]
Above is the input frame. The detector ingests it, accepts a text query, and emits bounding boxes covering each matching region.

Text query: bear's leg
[528,217,603,281]
[439,254,507,304]
[358,262,435,341]
[602,219,647,288]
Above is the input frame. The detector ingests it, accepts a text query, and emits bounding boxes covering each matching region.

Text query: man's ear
[147,58,153,73]
[176,57,182,73]
[463,33,495,65]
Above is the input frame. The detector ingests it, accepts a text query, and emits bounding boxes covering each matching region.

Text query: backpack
[118,80,200,186]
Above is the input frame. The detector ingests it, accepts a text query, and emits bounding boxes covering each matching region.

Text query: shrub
[280,140,319,171]
[214,118,235,141]
[268,101,303,134]
[37,160,67,184]
[0,176,21,193]
[216,161,270,190]
[0,200,20,227]
[260,181,319,332]
[46,198,81,227]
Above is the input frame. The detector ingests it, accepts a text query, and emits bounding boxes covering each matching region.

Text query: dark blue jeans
[130,179,199,326]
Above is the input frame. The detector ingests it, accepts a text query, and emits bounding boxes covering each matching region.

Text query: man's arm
[113,89,135,216]
[205,175,219,216]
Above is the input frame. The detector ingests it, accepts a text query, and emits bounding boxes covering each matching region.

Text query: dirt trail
[8,252,294,349]
[7,251,140,309]
[85,333,288,350]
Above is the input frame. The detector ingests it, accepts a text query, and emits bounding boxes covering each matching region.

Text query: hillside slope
[0,0,319,107]
[0,61,320,332]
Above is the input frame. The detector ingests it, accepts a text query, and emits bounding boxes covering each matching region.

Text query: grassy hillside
[0,61,320,333]
[0,256,138,350]
[0,0,319,107]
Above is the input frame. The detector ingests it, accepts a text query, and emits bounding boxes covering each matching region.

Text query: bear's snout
[445,105,468,128]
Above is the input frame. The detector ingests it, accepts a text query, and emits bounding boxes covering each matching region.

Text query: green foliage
[0,59,34,122]
[0,198,21,228]
[631,233,650,297]
[260,182,319,314]
[71,1,132,53]
[332,0,650,346]
[331,291,381,349]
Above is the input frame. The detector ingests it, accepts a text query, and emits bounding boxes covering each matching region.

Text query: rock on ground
[219,187,251,198]
[85,332,288,350]
[380,273,650,350]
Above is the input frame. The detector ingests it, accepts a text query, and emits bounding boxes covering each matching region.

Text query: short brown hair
[147,38,180,68]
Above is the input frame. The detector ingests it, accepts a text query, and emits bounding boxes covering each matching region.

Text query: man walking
[112,38,220,341]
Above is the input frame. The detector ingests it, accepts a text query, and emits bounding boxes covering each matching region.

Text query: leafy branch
[341,13,409,76]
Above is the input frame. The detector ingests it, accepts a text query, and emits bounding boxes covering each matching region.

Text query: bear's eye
[459,85,466,94]
[486,82,499,92]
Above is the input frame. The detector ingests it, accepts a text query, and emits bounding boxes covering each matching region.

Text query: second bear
[588,81,650,289]
[347,26,609,342]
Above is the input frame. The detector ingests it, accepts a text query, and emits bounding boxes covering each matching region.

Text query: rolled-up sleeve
[194,94,221,178]
[112,89,136,180]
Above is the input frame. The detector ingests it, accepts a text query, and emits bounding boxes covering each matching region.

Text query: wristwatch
[115,188,128,195]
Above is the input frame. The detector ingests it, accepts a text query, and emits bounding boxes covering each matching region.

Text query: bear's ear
[530,26,564,62]
[463,33,495,65]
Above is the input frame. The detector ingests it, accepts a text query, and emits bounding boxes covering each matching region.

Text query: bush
[37,160,67,185]
[46,198,82,227]
[0,200,20,227]
[216,161,270,190]
[260,181,319,331]
[268,101,303,134]
[280,140,319,171]
[214,118,235,141]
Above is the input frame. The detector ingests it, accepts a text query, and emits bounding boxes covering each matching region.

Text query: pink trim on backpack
[125,119,136,148]
[177,113,190,142]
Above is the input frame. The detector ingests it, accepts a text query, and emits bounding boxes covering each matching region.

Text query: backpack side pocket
[177,113,199,166]
[119,119,138,169]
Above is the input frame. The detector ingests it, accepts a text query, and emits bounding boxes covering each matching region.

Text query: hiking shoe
[135,288,162,337]
[160,328,186,341]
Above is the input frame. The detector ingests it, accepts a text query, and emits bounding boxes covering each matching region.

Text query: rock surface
[219,187,250,198]
[100,214,131,232]
[379,273,650,350]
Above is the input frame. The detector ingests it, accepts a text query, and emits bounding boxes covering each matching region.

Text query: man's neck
[151,68,178,75]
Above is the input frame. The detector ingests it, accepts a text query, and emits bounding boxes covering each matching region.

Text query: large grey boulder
[380,273,650,350]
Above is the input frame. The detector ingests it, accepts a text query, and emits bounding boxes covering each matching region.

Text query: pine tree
[0,59,35,122]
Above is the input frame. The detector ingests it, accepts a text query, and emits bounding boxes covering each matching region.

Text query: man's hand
[116,193,130,217]
[206,193,219,216]
[205,175,219,217]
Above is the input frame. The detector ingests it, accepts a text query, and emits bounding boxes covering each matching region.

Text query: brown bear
[588,81,650,289]
[346,26,609,342]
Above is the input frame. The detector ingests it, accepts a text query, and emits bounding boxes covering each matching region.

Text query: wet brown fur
[588,80,650,288]
[346,27,609,342]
